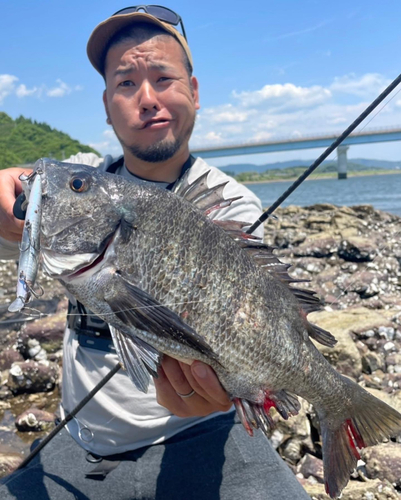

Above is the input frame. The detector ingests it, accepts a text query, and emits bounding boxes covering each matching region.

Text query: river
[245,172,401,216]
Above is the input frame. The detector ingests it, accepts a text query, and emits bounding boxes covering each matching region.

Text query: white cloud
[47,79,72,97]
[90,128,123,156]
[0,74,83,103]
[203,104,251,124]
[205,131,223,142]
[330,73,390,98]
[0,74,18,104]
[192,72,400,150]
[16,84,40,98]
[252,131,274,142]
[232,83,331,111]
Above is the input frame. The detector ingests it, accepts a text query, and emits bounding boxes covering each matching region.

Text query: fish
[11,157,401,498]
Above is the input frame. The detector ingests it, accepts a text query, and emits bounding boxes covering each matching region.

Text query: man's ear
[103,90,112,124]
[191,76,200,110]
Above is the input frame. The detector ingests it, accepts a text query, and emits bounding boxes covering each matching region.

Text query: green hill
[0,112,99,170]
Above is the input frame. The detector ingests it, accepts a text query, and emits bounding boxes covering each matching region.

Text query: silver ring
[176,389,196,398]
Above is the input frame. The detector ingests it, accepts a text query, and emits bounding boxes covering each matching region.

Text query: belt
[68,301,115,353]
[77,333,116,353]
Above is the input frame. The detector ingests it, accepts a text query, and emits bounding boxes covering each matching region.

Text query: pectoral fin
[109,325,161,393]
[105,272,219,362]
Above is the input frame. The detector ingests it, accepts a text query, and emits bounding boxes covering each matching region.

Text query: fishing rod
[15,362,121,471]
[246,72,401,235]
[14,72,401,472]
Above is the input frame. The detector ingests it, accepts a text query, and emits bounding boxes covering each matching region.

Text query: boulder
[7,360,59,393]
[0,348,24,371]
[302,478,399,500]
[297,453,324,483]
[308,310,365,378]
[0,452,22,479]
[20,308,66,354]
[362,443,401,487]
[15,406,56,432]
[338,237,377,262]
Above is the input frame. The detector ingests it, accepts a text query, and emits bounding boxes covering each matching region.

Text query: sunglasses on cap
[112,5,187,40]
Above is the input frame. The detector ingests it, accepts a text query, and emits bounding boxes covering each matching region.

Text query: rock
[15,406,55,432]
[340,271,380,299]
[0,453,22,479]
[298,453,324,483]
[378,327,395,342]
[303,478,400,500]
[280,437,305,464]
[362,371,386,390]
[338,237,377,262]
[7,360,59,393]
[294,236,339,258]
[305,214,334,231]
[362,443,401,487]
[362,352,385,374]
[0,348,24,371]
[385,353,401,367]
[308,309,364,378]
[20,309,66,354]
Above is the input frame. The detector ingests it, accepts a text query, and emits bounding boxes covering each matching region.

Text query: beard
[125,137,182,163]
[117,117,196,163]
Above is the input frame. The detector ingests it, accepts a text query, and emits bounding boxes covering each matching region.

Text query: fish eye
[70,176,89,193]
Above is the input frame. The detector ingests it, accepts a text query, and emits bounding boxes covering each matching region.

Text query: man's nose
[137,81,160,113]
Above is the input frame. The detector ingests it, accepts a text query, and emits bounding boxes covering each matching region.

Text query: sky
[1,0,401,167]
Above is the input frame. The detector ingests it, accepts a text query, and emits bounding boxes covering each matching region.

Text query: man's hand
[154,356,232,418]
[0,168,30,242]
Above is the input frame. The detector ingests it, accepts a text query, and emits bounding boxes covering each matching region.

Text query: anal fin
[233,390,300,438]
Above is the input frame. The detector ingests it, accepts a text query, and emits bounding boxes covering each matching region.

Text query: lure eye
[70,176,89,193]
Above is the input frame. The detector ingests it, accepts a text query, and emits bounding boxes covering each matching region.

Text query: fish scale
[10,158,401,499]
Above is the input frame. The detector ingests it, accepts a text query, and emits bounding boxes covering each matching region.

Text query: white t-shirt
[1,154,264,456]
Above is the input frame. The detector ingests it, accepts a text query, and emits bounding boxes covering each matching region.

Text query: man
[0,7,310,500]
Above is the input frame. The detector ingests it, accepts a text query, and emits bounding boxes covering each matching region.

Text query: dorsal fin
[213,220,336,347]
[172,169,243,216]
[173,170,336,348]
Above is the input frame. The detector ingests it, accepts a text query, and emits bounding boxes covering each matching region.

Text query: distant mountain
[0,112,99,170]
[219,158,401,175]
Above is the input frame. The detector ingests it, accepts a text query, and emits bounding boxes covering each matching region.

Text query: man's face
[103,35,200,163]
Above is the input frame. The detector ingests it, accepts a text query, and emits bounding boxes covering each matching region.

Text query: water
[245,173,401,216]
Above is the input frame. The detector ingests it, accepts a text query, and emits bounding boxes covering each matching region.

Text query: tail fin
[318,376,401,498]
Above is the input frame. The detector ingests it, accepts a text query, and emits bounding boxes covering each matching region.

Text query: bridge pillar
[337,145,349,179]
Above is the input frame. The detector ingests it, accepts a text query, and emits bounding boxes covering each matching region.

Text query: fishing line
[8,298,217,320]
[9,73,401,473]
[357,86,401,134]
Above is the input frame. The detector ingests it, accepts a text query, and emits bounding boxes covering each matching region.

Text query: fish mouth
[42,233,116,279]
[70,238,112,277]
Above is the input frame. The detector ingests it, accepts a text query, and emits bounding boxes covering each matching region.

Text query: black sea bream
[11,159,401,498]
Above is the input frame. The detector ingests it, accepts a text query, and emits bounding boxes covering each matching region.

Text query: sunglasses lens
[112,7,137,16]
[145,6,180,25]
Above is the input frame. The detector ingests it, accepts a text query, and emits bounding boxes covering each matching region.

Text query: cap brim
[87,12,192,75]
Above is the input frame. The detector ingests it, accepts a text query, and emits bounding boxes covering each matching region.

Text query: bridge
[190,127,401,179]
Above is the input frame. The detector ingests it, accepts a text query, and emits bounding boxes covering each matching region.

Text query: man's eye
[158,77,171,82]
[119,80,134,87]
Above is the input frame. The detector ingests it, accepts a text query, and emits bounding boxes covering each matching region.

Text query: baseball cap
[87,8,193,76]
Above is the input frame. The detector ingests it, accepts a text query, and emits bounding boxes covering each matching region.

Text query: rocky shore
[1,203,401,498]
